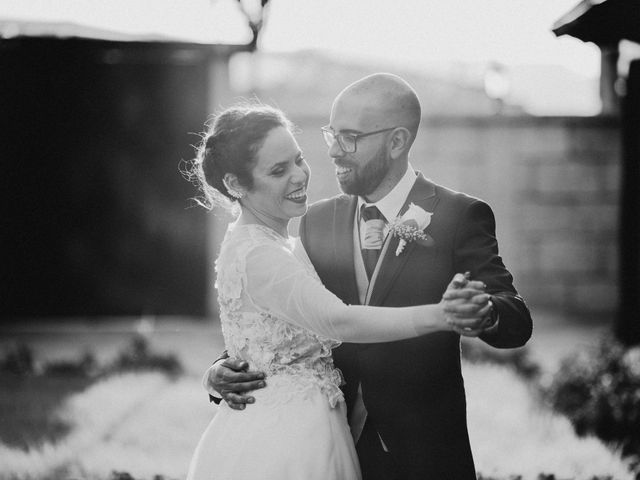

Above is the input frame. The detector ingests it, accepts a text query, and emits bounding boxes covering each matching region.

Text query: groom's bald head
[333,73,421,145]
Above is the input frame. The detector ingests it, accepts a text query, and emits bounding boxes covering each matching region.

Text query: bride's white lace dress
[187,223,361,480]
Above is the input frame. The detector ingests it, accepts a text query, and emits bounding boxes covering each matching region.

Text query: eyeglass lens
[323,129,356,153]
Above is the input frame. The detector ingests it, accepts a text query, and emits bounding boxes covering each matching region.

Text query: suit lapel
[332,195,360,305]
[368,173,440,306]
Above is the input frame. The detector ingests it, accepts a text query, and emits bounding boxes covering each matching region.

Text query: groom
[206,73,533,479]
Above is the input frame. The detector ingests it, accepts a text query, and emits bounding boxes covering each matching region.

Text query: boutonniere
[389,203,434,256]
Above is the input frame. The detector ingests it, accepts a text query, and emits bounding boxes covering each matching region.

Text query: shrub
[546,335,640,476]
[0,343,35,375]
[476,475,616,480]
[109,471,177,480]
[43,351,98,378]
[105,335,183,379]
[1,335,183,380]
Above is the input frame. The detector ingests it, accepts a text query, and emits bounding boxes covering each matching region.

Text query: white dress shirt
[356,165,418,243]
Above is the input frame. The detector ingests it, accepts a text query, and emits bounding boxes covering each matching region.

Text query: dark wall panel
[1,38,210,319]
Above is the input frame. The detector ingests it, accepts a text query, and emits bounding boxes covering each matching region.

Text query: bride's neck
[237,203,289,238]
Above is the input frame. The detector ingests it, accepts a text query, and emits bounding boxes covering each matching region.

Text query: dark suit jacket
[299,173,533,479]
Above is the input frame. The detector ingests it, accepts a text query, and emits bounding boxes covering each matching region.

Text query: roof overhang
[552,0,640,45]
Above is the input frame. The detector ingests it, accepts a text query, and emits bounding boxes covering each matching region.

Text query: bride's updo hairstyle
[190,102,294,210]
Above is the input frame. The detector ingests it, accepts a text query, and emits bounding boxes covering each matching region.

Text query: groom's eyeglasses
[321,126,398,153]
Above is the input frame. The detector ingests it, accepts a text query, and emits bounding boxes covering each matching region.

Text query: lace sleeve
[245,243,347,339]
[245,242,435,343]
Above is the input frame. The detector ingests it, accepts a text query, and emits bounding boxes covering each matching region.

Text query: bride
[185,103,489,480]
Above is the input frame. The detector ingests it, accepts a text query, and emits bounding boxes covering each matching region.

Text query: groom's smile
[335,165,353,181]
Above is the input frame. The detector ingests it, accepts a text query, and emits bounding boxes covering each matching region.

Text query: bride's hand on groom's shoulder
[442,273,494,337]
[205,358,267,410]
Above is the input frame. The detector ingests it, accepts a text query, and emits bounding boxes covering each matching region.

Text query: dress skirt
[187,379,361,480]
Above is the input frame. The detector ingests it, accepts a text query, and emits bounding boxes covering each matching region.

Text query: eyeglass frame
[321,126,399,153]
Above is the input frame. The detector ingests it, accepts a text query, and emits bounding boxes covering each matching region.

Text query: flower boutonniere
[389,203,434,256]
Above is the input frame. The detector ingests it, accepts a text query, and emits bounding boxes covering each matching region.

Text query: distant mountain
[229,50,600,116]
[230,50,508,116]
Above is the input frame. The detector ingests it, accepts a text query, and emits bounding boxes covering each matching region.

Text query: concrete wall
[290,115,621,317]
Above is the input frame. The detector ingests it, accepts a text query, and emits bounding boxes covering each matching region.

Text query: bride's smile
[284,185,307,203]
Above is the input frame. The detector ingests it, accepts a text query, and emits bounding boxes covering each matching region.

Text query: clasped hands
[442,272,496,337]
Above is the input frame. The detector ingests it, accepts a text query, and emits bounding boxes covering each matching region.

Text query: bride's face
[244,126,310,221]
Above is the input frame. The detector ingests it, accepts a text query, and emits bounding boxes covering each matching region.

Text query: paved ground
[0,309,612,377]
[0,310,630,480]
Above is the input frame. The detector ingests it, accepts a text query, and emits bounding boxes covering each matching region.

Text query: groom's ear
[389,127,412,159]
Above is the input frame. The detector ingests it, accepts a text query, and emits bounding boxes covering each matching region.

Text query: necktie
[361,205,385,280]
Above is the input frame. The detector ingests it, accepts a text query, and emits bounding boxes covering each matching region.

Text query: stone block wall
[291,115,621,317]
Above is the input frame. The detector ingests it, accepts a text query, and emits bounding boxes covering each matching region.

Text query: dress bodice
[215,223,344,407]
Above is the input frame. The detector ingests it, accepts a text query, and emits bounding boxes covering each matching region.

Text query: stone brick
[518,204,619,234]
[535,163,601,195]
[568,126,620,156]
[515,275,569,311]
[604,161,622,194]
[516,204,568,233]
[517,125,569,155]
[507,241,541,275]
[567,148,620,166]
[424,126,482,155]
[539,239,602,274]
[602,243,619,277]
[568,280,619,314]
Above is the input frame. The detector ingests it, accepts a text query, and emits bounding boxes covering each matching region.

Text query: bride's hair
[186,101,294,210]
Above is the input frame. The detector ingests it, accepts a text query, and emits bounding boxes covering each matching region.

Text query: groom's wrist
[203,359,226,401]
[482,299,499,333]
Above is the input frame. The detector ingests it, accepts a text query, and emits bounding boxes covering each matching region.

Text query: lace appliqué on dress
[215,224,344,408]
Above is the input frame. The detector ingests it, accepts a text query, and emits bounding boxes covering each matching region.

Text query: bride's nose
[291,163,309,184]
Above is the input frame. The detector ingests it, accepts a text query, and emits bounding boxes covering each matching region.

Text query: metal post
[600,44,620,116]
[617,59,640,345]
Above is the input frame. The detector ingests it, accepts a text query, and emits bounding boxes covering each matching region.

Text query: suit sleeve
[453,199,533,348]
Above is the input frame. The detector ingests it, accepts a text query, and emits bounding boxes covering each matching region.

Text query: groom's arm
[451,199,533,348]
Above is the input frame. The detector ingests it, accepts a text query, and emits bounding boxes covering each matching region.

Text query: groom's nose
[328,137,345,159]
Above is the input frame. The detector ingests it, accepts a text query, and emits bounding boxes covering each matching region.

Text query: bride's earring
[228,188,244,200]
[223,178,244,200]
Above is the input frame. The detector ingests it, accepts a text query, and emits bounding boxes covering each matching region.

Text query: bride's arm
[246,244,484,343]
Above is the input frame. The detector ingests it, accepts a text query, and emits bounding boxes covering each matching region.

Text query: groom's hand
[445,301,495,337]
[206,358,266,410]
[443,274,494,337]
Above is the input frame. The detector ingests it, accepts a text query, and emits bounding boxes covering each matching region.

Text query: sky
[0,0,600,77]
[0,0,604,113]
[261,0,601,79]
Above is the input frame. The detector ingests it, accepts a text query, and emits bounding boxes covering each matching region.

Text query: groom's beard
[337,145,391,198]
